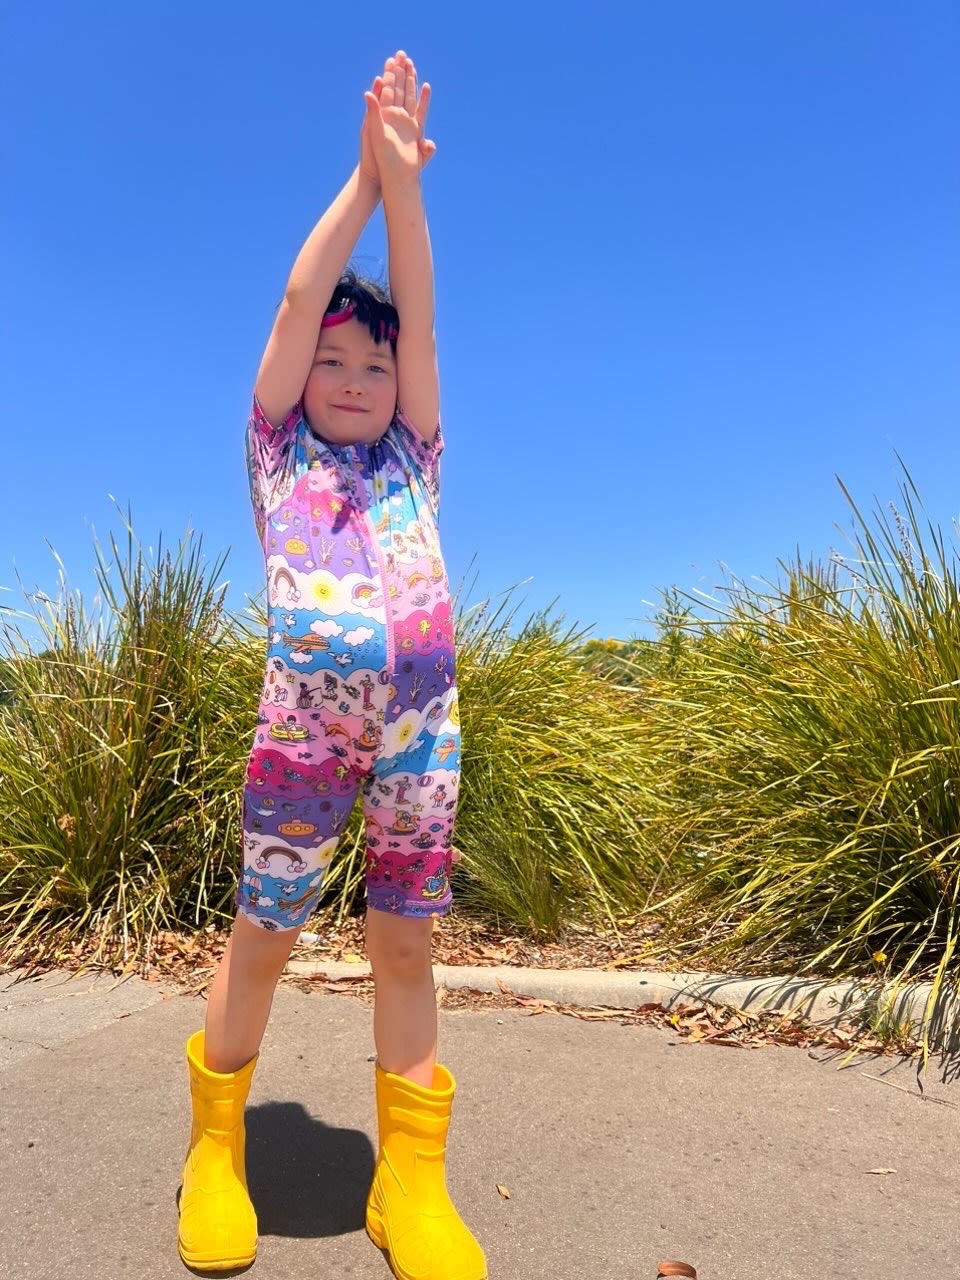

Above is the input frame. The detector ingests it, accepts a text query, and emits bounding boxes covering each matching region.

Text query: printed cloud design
[344,625,374,646]
[267,557,382,618]
[311,618,343,638]
[381,694,451,761]
[241,832,338,876]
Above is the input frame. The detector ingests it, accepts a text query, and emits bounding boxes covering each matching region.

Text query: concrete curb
[285,958,960,1051]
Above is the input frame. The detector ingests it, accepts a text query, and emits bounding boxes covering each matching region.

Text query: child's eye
[368,365,387,374]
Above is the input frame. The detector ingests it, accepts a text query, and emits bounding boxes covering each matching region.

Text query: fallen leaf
[495,977,515,997]
[479,945,508,962]
[496,1184,511,1199]
[512,994,557,1016]
[865,1168,897,1176]
[343,953,364,964]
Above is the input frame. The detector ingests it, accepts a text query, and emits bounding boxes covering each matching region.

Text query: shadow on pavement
[246,1102,375,1237]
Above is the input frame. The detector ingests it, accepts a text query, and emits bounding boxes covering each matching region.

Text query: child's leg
[365,909,437,1087]
[203,912,301,1073]
[363,910,487,1280]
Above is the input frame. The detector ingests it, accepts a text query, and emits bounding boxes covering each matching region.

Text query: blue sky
[2,2,958,649]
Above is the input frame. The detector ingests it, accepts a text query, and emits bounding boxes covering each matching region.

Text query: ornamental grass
[0,522,657,968]
[623,465,960,1022]
[0,518,260,965]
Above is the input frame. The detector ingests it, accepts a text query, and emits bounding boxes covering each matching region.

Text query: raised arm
[254,166,381,429]
[364,52,440,443]
[254,60,412,428]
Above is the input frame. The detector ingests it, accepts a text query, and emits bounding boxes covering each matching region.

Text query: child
[177,52,486,1280]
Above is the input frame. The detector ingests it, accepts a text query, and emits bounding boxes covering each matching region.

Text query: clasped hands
[359,49,436,191]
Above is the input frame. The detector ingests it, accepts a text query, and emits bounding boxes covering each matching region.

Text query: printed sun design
[396,721,415,749]
[314,579,335,608]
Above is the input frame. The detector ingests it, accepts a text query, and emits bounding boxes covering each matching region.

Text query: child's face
[303,316,398,445]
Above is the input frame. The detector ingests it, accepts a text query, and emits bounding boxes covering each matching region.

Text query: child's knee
[365,911,433,980]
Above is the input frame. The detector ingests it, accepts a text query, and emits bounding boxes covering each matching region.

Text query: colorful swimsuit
[236,396,460,932]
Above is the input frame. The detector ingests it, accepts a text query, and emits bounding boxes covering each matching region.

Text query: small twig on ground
[860,1072,958,1108]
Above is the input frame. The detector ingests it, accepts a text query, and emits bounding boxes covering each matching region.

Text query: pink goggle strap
[320,301,398,341]
[320,303,356,328]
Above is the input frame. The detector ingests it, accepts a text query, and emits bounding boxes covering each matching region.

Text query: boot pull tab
[658,1264,697,1279]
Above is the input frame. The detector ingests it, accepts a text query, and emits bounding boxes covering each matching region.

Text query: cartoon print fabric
[236,396,460,932]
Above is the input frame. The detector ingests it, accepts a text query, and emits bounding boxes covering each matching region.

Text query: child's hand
[362,51,435,186]
[359,56,436,189]
[358,69,384,188]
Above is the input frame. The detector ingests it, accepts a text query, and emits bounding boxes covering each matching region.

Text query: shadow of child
[245,1101,375,1239]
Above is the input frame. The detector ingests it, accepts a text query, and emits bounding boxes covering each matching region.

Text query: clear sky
[2,2,958,648]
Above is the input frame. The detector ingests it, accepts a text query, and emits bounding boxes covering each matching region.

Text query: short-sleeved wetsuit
[236,396,460,932]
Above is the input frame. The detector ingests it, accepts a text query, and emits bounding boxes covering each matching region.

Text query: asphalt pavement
[1,966,958,1280]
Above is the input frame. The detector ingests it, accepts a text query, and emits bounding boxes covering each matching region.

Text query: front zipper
[365,512,396,677]
[333,442,396,678]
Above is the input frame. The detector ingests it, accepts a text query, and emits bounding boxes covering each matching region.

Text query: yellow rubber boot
[366,1063,487,1280]
[178,1030,258,1272]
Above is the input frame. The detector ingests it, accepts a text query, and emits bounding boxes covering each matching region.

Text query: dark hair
[324,269,399,353]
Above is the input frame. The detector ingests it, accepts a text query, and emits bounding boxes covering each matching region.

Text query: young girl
[177,52,486,1280]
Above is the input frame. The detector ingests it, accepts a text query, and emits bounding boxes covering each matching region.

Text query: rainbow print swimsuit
[236,396,460,931]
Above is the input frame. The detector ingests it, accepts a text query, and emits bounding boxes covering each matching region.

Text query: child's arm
[254,69,395,428]
[255,169,380,429]
[364,52,439,444]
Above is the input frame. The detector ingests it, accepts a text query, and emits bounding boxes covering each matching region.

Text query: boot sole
[177,1237,257,1272]
[365,1206,387,1250]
